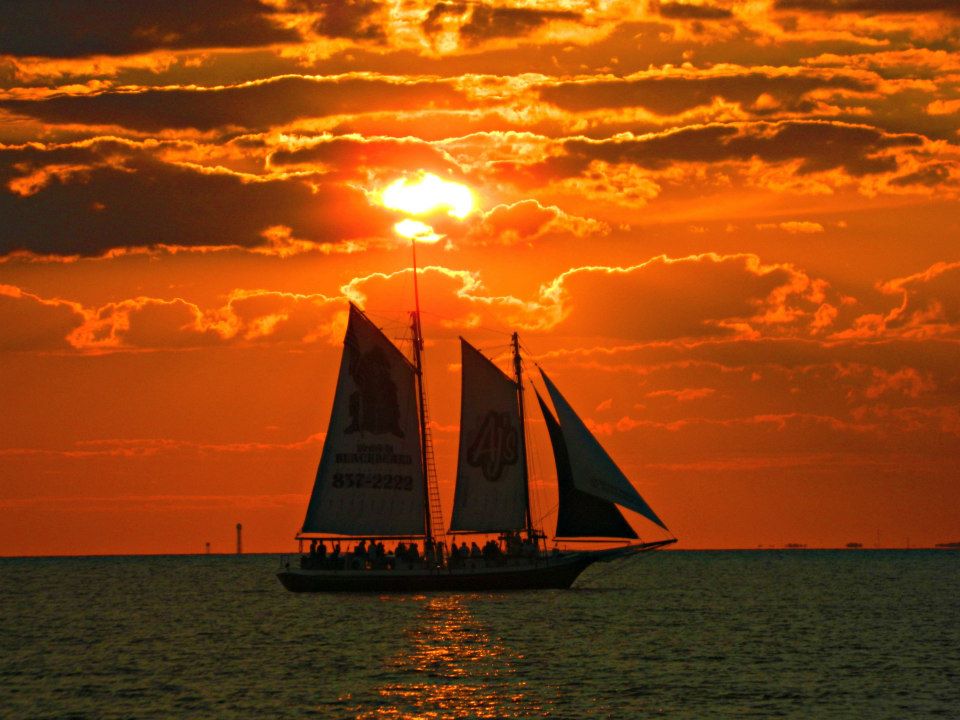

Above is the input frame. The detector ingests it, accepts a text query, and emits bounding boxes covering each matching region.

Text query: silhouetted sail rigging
[301,303,426,536]
[538,368,669,532]
[449,339,527,533]
[534,390,637,539]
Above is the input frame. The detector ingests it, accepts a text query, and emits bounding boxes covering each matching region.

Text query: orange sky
[1,0,959,555]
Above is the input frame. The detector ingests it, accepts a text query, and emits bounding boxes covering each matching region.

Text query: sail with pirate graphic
[278,302,675,593]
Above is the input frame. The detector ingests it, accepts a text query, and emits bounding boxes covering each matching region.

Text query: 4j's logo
[467,411,519,481]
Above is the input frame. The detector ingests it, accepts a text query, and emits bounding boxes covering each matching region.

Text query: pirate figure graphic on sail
[345,344,404,438]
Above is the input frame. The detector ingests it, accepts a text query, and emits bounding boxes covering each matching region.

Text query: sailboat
[277,300,675,593]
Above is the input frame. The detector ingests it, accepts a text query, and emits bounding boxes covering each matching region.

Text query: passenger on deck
[522,537,536,558]
[317,540,327,559]
[470,542,482,558]
[354,539,366,557]
[504,531,521,556]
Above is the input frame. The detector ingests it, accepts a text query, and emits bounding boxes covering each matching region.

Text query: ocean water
[1,551,957,719]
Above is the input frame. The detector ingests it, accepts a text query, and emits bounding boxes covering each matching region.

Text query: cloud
[0,74,468,133]
[834,261,960,340]
[889,163,955,189]
[560,121,921,176]
[647,387,717,401]
[0,139,397,257]
[6,255,959,355]
[304,0,387,41]
[774,0,960,15]
[756,221,825,233]
[0,1,301,58]
[220,289,345,343]
[423,3,582,48]
[537,69,874,117]
[879,261,960,337]
[67,297,223,350]
[0,285,86,350]
[926,100,960,116]
[536,253,829,340]
[657,2,733,20]
[266,133,462,178]
[438,199,609,247]
[488,121,938,202]
[0,284,347,352]
[863,367,934,400]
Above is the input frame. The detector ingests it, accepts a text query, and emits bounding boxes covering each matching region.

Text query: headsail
[449,339,527,533]
[534,390,637,539]
[302,304,426,536]
[539,368,669,531]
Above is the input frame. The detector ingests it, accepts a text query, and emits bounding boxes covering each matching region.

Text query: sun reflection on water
[353,595,545,720]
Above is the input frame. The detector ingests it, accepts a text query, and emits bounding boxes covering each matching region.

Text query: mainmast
[512,332,535,540]
[410,239,433,544]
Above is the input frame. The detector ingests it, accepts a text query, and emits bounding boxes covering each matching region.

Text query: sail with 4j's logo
[278,302,676,593]
[450,339,527,534]
[466,411,519,482]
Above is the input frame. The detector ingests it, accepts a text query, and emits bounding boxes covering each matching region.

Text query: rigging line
[359,309,414,337]
[486,346,514,370]
[417,309,514,339]
[535,502,559,536]
[467,340,512,359]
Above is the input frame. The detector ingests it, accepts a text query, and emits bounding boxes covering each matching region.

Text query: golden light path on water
[351,596,543,719]
[379,173,475,242]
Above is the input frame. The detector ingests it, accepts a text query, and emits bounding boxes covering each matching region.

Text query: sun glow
[394,218,442,243]
[380,173,474,219]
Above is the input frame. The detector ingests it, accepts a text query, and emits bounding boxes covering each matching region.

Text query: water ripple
[1,551,958,718]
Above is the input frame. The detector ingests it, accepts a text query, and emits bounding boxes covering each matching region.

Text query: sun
[393,218,442,243]
[380,173,474,220]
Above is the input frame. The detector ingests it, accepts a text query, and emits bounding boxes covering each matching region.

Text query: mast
[411,239,433,544]
[512,332,535,539]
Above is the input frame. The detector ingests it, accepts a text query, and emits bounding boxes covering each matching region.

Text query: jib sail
[538,368,669,532]
[535,389,637,539]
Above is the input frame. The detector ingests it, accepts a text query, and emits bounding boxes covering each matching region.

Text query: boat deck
[277,552,597,592]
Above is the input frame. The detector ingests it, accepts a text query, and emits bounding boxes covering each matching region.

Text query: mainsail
[534,390,637,539]
[449,339,527,533]
[301,304,426,536]
[538,368,669,531]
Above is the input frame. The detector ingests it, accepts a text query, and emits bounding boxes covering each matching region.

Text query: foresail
[449,339,527,533]
[535,390,637,539]
[539,368,669,531]
[302,304,426,536]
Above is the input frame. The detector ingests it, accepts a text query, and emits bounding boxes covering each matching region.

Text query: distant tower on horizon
[205,541,211,555]
[236,523,243,555]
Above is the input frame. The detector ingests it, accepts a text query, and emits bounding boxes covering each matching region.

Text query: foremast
[410,238,444,548]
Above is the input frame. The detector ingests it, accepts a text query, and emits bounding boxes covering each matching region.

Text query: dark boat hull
[277,553,597,593]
